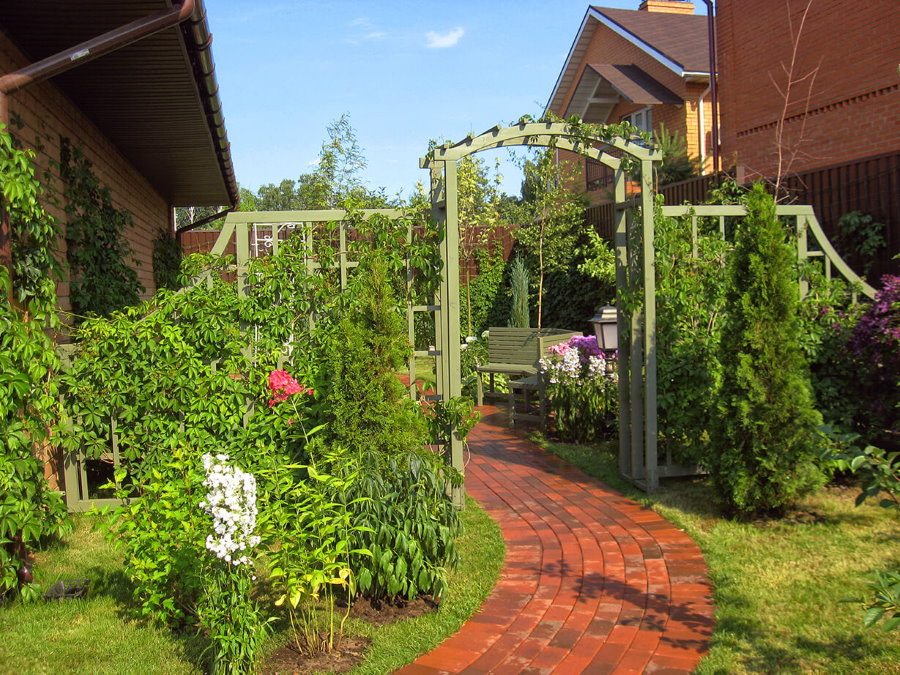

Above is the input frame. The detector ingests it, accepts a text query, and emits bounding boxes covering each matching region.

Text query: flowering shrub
[847,275,900,448]
[196,453,268,675]
[267,369,313,408]
[539,334,617,443]
[200,453,261,566]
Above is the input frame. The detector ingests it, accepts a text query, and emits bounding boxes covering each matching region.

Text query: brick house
[545,0,713,203]
[715,0,899,275]
[0,0,238,314]
[716,0,899,180]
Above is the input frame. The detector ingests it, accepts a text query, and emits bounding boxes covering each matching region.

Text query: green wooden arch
[420,120,663,496]
[420,121,874,494]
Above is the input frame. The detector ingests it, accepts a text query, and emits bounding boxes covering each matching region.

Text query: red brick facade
[1,29,172,314]
[716,0,900,179]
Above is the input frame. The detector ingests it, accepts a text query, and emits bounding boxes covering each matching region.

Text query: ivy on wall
[59,137,142,318]
[0,126,71,601]
[152,228,183,292]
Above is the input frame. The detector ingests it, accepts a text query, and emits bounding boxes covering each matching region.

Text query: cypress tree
[711,184,824,516]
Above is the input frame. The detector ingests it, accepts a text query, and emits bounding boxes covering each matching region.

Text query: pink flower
[267,370,312,407]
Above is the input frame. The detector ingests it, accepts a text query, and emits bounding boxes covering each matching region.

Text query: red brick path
[396,406,714,674]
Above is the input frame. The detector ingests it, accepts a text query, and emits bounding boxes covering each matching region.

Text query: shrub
[310,252,462,604]
[846,275,900,449]
[508,256,529,328]
[710,184,825,516]
[539,335,617,443]
[653,202,730,465]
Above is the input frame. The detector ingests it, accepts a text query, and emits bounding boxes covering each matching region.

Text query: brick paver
[396,406,714,674]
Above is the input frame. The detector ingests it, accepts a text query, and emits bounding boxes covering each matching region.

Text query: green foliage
[862,571,900,632]
[1,127,60,306]
[457,155,505,335]
[508,256,529,328]
[97,443,208,625]
[711,184,825,515]
[653,123,702,186]
[60,137,143,318]
[820,427,899,511]
[152,229,183,291]
[200,563,270,675]
[819,427,899,631]
[653,201,731,464]
[836,210,886,276]
[459,244,508,338]
[515,149,587,329]
[310,252,462,604]
[0,132,70,601]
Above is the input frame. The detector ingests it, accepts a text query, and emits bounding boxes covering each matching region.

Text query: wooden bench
[475,327,579,407]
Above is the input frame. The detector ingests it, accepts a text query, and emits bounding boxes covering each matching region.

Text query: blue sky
[205,1,705,200]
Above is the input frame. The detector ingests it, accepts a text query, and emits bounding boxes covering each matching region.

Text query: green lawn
[0,496,504,675]
[538,436,900,674]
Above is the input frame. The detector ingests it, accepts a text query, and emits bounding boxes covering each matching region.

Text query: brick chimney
[638,1,696,13]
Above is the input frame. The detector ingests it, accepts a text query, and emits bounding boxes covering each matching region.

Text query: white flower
[199,453,259,567]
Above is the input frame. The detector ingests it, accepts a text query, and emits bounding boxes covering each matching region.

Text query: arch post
[431,159,466,508]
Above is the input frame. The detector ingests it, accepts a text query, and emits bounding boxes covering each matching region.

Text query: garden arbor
[420,121,663,494]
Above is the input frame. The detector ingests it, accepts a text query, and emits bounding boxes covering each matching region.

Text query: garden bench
[475,327,579,407]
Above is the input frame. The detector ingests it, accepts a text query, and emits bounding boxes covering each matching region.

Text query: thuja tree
[309,249,463,604]
[710,184,825,515]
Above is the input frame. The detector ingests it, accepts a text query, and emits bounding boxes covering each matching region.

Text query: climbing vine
[152,228,183,292]
[0,126,71,601]
[60,137,142,318]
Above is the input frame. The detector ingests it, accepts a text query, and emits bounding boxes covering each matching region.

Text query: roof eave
[546,7,711,117]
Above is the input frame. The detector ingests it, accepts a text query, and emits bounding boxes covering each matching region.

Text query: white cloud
[365,31,387,40]
[425,27,464,49]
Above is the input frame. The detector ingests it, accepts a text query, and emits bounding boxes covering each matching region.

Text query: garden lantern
[589,305,618,351]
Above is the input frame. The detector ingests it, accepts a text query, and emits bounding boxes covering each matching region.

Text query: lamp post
[589,305,618,352]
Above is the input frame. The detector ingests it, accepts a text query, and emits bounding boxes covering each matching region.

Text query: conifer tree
[711,184,824,516]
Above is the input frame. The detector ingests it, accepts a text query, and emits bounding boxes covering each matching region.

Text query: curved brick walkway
[397,406,714,674]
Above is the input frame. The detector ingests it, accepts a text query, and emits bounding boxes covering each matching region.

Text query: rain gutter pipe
[176,207,235,236]
[702,0,720,175]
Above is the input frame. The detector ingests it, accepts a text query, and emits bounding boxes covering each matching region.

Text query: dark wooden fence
[585,152,899,281]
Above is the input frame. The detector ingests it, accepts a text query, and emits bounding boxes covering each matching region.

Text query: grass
[0,496,503,675]
[535,436,900,674]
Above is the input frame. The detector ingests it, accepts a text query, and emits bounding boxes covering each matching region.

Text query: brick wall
[716,0,900,178]
[1,29,172,314]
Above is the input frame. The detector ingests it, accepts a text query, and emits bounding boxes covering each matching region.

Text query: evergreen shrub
[711,185,825,515]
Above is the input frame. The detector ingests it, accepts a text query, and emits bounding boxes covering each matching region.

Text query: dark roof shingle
[593,6,710,73]
[589,63,682,104]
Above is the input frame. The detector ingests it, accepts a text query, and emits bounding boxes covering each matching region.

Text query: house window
[621,107,653,133]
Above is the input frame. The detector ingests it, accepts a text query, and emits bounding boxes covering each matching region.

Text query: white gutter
[698,85,710,166]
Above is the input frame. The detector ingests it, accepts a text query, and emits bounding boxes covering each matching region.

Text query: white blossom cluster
[199,453,261,566]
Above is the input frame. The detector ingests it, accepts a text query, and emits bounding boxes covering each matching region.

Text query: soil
[261,635,371,675]
[348,595,439,626]
[260,596,438,674]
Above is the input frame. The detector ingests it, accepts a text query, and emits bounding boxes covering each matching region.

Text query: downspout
[176,207,234,236]
[0,0,197,279]
[702,0,720,175]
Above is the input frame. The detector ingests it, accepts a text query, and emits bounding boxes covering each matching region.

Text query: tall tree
[514,149,586,329]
